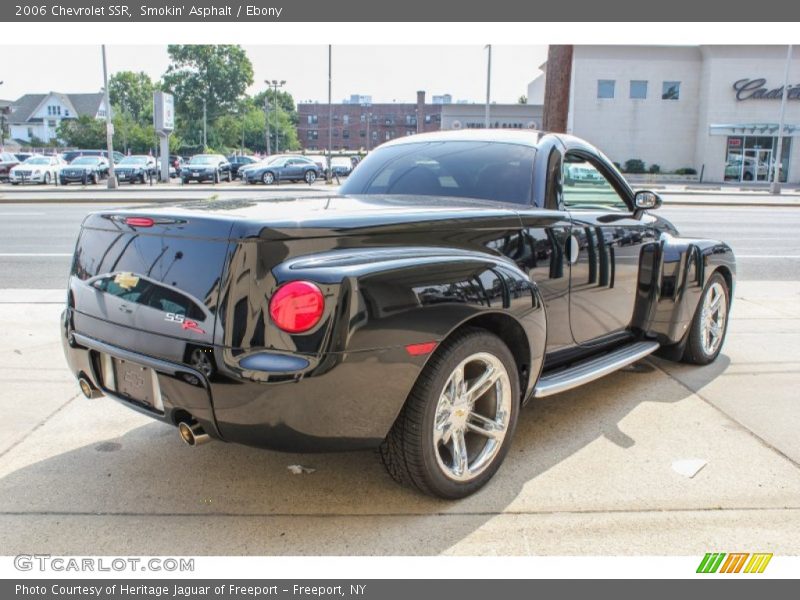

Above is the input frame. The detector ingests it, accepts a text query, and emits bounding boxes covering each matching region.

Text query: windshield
[189,155,218,165]
[340,141,536,205]
[72,157,101,165]
[119,156,149,165]
[24,157,51,165]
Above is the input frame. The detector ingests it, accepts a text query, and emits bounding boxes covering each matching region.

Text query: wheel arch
[435,311,534,404]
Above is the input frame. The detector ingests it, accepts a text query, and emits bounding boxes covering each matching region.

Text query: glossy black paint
[62,131,735,452]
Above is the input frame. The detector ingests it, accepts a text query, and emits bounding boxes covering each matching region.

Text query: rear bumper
[62,318,221,440]
[61,309,423,452]
[182,173,216,182]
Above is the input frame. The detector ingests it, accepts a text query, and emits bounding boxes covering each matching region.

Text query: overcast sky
[0,45,547,105]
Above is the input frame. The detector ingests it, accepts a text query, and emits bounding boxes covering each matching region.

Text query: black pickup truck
[61,130,735,498]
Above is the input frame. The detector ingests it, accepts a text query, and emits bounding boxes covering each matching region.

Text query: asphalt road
[0,199,797,288]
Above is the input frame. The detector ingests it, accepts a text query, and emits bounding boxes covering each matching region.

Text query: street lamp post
[363,104,372,152]
[771,44,793,195]
[101,45,118,189]
[263,95,271,155]
[265,79,286,154]
[202,98,207,149]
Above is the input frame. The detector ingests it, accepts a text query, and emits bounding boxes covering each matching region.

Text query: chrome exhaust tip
[78,377,102,399]
[178,421,211,447]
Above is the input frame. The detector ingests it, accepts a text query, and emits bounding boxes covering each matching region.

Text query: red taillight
[125,217,155,227]
[269,281,325,333]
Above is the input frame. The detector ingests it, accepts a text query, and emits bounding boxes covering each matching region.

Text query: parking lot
[0,199,798,555]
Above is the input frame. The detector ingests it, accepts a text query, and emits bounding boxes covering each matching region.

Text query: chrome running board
[534,340,660,398]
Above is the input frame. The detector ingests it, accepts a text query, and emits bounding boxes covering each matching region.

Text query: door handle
[566,235,580,265]
[119,304,133,314]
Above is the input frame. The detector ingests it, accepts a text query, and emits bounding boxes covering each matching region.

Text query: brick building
[297,91,442,152]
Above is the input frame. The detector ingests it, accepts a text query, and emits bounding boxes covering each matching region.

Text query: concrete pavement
[0,281,797,555]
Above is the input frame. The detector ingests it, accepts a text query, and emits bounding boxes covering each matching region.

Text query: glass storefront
[725,135,791,183]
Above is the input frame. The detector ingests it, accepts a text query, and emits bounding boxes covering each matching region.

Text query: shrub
[624,159,646,174]
[649,164,661,174]
[674,167,697,175]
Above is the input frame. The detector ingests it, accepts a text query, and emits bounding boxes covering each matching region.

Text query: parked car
[62,149,125,165]
[0,151,20,181]
[564,163,605,185]
[60,156,110,185]
[115,155,157,184]
[8,154,62,185]
[182,154,232,184]
[330,156,353,178]
[725,156,769,181]
[61,130,735,499]
[244,155,321,185]
[227,155,258,179]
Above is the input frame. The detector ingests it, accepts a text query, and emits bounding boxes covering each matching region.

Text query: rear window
[340,141,535,205]
[92,274,206,321]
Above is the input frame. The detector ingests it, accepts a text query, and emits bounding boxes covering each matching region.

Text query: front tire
[43,172,51,185]
[262,171,275,185]
[380,328,519,499]
[682,271,730,365]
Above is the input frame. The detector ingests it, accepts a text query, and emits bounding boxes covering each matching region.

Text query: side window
[562,155,629,211]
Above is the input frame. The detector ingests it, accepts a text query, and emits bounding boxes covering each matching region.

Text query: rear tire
[682,271,730,365]
[380,328,519,499]
[304,170,317,184]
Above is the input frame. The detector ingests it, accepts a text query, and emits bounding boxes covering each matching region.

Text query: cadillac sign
[733,78,800,101]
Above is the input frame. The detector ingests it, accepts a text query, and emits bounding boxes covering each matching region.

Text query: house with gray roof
[8,91,107,143]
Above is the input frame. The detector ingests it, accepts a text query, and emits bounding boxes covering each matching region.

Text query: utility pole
[771,44,793,195]
[101,45,118,189]
[327,45,333,182]
[542,45,574,133]
[0,81,5,149]
[484,44,492,129]
[0,81,6,149]
[202,98,207,149]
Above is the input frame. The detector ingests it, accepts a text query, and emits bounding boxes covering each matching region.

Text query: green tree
[161,45,254,146]
[109,71,155,125]
[518,94,528,104]
[57,115,106,149]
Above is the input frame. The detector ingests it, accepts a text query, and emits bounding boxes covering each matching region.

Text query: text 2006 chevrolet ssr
[62,130,735,498]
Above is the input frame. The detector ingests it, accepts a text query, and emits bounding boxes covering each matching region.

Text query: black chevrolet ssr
[62,130,735,498]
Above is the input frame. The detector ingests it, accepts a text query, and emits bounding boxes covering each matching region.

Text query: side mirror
[634,190,662,213]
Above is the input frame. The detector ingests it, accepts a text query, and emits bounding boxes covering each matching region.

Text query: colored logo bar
[697,553,773,573]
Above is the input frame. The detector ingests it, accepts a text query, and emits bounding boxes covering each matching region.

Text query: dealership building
[529,45,800,184]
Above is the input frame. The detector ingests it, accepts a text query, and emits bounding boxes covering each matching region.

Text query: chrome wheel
[432,352,512,482]
[262,171,274,185]
[700,281,727,356]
